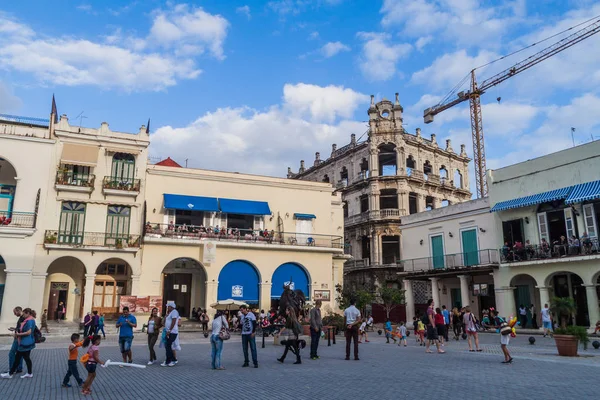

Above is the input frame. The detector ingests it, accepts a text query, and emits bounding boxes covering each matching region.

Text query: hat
[166,301,176,308]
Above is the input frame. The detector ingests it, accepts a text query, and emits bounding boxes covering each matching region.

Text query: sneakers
[242,363,249,367]
[1,373,13,379]
[62,383,72,388]
[160,362,169,367]
[147,361,155,365]
[168,362,176,367]
[20,374,33,379]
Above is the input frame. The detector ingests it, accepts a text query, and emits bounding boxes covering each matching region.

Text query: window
[322,174,330,183]
[379,189,398,209]
[583,204,598,239]
[441,199,450,207]
[58,202,86,244]
[175,209,204,226]
[439,166,448,180]
[425,196,434,211]
[360,195,369,213]
[378,143,397,176]
[60,164,92,186]
[111,153,135,183]
[381,235,400,264]
[502,218,524,245]
[409,192,418,214]
[340,167,348,185]
[423,160,432,180]
[406,155,415,176]
[454,170,463,189]
[343,202,348,218]
[106,206,131,245]
[226,214,254,232]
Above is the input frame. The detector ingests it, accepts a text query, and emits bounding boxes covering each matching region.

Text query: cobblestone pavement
[0,332,598,399]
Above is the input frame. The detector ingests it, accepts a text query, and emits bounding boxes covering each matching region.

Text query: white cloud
[148,4,229,60]
[76,4,95,14]
[308,31,319,40]
[282,83,369,123]
[415,36,432,51]
[0,7,230,91]
[236,5,251,20]
[0,81,22,113]
[357,32,412,81]
[150,83,367,176]
[320,41,350,58]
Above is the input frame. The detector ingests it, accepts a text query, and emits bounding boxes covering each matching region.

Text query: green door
[461,229,479,266]
[105,206,131,246]
[58,202,86,244]
[431,235,444,269]
[451,288,462,308]
[514,285,531,315]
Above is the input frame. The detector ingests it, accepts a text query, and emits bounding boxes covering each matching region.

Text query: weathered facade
[289,94,472,290]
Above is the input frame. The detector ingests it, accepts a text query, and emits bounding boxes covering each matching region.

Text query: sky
[1,0,599,196]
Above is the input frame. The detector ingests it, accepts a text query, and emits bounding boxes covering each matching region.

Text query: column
[398,191,408,215]
[82,274,96,320]
[371,233,381,265]
[403,279,415,323]
[131,274,141,296]
[495,287,516,319]
[0,269,32,327]
[430,277,441,309]
[395,149,402,175]
[205,281,219,315]
[537,286,550,309]
[457,275,471,309]
[369,148,379,178]
[583,284,600,333]
[432,197,442,210]
[260,282,272,312]
[29,273,48,324]
[418,194,426,213]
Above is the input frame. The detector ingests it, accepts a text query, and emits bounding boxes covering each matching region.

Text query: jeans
[345,326,359,359]
[83,325,90,338]
[98,325,106,337]
[310,328,321,358]
[280,338,300,362]
[8,340,22,372]
[241,334,258,365]
[165,333,178,364]
[210,334,223,369]
[148,332,159,361]
[118,337,133,354]
[63,360,83,385]
[10,350,32,375]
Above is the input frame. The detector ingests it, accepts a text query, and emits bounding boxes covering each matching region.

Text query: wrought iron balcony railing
[44,230,141,248]
[399,249,500,273]
[55,171,95,187]
[499,239,600,263]
[102,177,141,192]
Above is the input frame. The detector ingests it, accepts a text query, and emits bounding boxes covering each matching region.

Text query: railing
[335,179,348,189]
[102,177,141,192]
[0,211,36,228]
[55,171,95,187]
[408,169,424,181]
[144,224,343,249]
[44,230,141,248]
[344,258,405,272]
[499,240,600,263]
[399,249,500,273]
[427,174,440,184]
[345,209,403,226]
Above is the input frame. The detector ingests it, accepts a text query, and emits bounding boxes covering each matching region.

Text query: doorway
[502,219,523,246]
[48,282,69,320]
[451,288,462,308]
[162,273,192,317]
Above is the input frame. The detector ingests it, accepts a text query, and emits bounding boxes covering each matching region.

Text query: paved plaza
[0,332,598,399]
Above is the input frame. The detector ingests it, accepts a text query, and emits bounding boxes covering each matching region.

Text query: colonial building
[399,198,500,321]
[289,94,472,290]
[489,141,600,330]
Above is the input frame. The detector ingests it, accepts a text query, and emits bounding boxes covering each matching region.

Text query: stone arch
[92,257,133,317]
[217,260,261,307]
[44,256,87,322]
[162,257,207,317]
[454,169,463,189]
[439,165,448,179]
[0,156,18,215]
[271,262,311,301]
[544,270,589,326]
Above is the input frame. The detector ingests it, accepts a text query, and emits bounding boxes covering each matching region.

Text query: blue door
[271,263,310,300]
[431,235,444,269]
[217,260,260,305]
[461,229,479,266]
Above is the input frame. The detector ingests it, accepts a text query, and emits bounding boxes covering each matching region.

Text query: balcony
[102,177,141,198]
[0,211,36,237]
[399,249,500,274]
[425,173,440,185]
[500,240,600,264]
[407,169,424,182]
[144,224,343,250]
[55,171,95,194]
[344,208,404,226]
[344,258,404,274]
[43,230,141,252]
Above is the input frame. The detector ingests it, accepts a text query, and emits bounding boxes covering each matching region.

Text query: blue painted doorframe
[271,263,310,299]
[431,235,444,269]
[217,260,260,304]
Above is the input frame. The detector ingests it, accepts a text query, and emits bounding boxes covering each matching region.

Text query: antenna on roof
[75,111,87,129]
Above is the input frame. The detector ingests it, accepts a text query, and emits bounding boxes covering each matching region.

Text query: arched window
[379,143,397,176]
[439,165,448,178]
[425,196,434,211]
[454,169,463,189]
[322,174,330,183]
[423,160,432,181]
[406,155,415,176]
[359,158,369,179]
[111,153,135,183]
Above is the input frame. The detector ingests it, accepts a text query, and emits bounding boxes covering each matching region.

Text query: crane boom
[423,15,600,198]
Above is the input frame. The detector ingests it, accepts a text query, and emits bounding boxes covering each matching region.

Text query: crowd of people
[146,222,277,243]
[502,232,597,262]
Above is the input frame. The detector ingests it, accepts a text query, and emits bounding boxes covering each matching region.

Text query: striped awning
[565,180,600,204]
[490,186,572,212]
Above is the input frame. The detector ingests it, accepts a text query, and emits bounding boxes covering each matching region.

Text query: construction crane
[424,15,600,198]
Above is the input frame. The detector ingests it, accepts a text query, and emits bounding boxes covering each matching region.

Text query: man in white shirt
[366,315,374,332]
[541,303,553,338]
[344,299,361,361]
[162,301,180,367]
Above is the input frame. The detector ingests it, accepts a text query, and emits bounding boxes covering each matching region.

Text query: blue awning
[294,213,316,220]
[163,194,219,212]
[565,180,600,204]
[490,186,572,212]
[219,198,271,215]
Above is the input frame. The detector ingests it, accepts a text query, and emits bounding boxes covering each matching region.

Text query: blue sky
[1,0,599,194]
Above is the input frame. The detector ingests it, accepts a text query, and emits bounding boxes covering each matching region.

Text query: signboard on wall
[203,241,217,264]
[313,290,330,302]
[120,296,137,312]
[232,285,243,298]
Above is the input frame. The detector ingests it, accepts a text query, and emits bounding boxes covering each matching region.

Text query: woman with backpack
[463,306,482,352]
[211,310,229,370]
[1,308,36,379]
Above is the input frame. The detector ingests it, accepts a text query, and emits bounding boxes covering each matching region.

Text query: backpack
[421,312,430,325]
[34,326,46,343]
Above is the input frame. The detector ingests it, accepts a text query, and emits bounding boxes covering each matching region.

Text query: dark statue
[278,278,306,318]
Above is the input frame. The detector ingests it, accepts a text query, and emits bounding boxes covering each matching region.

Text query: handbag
[500,322,512,336]
[218,316,231,341]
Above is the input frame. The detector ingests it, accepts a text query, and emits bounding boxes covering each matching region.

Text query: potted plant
[44,232,57,244]
[115,238,123,249]
[550,297,588,356]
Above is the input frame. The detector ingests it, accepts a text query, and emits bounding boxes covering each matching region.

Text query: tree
[377,286,405,320]
[550,296,576,328]
[335,284,374,315]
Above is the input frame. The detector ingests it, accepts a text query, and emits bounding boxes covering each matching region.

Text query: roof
[155,157,182,168]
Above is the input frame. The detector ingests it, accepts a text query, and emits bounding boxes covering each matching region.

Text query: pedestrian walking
[147,307,162,365]
[1,307,36,379]
[91,311,99,335]
[83,312,92,337]
[116,306,137,365]
[385,318,396,344]
[397,322,407,347]
[435,308,446,346]
[309,299,323,360]
[211,311,228,370]
[41,309,49,334]
[541,303,553,337]
[98,313,106,338]
[277,307,303,364]
[495,313,513,364]
[62,333,84,388]
[463,306,481,352]
[424,299,445,354]
[161,301,180,367]
[359,319,369,343]
[57,302,65,322]
[441,305,450,341]
[200,309,209,334]
[81,334,105,395]
[452,308,462,340]
[343,299,361,360]
[4,307,24,375]
[240,305,258,368]
[518,304,528,328]
[417,317,425,345]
